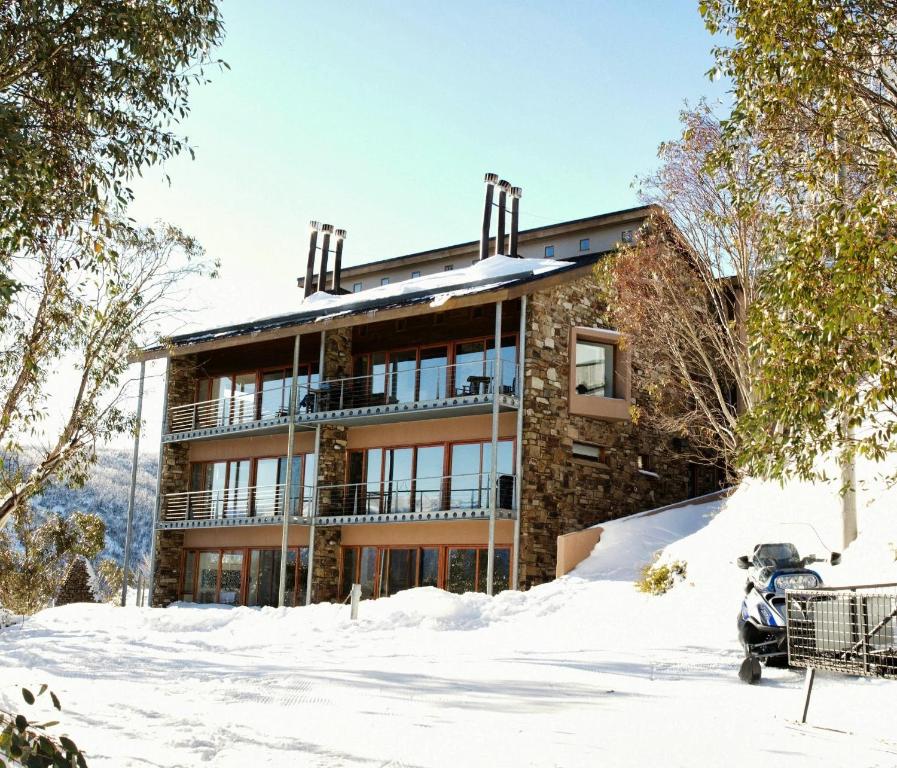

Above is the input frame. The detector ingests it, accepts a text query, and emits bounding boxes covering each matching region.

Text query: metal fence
[787,584,897,679]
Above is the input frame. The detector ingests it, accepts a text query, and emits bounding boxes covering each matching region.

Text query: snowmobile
[735,542,840,683]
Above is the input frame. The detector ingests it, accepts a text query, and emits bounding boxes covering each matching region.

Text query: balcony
[164,360,520,442]
[157,474,516,530]
[158,483,314,530]
[314,472,517,526]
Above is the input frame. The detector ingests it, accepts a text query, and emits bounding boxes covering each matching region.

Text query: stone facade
[152,355,196,607]
[311,327,351,601]
[518,275,699,588]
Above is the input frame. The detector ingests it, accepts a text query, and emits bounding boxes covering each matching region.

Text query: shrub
[0,685,88,767]
[636,560,687,595]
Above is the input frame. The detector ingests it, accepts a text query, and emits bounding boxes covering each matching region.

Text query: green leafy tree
[0,0,226,299]
[701,2,897,508]
[0,508,104,614]
[0,685,88,767]
[596,104,768,475]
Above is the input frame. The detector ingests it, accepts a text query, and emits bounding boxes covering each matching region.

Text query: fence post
[350,583,362,620]
[800,667,816,724]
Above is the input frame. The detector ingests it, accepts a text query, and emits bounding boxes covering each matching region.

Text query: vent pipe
[332,229,347,292]
[509,186,522,257]
[317,224,333,293]
[495,180,511,257]
[304,221,321,298]
[479,173,498,262]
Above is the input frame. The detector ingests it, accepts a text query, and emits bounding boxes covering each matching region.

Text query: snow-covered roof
[146,253,603,355]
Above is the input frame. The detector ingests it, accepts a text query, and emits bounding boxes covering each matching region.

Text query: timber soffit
[132,250,609,363]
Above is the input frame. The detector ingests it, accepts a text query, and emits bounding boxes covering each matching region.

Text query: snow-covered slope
[1,464,896,767]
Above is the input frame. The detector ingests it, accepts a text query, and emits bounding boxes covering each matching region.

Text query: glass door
[454,341,487,396]
[254,458,280,516]
[231,373,257,424]
[388,349,417,405]
[219,551,244,605]
[418,346,448,401]
[383,448,413,514]
[414,445,445,513]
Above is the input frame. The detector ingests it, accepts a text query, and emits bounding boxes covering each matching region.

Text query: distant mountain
[32,449,158,568]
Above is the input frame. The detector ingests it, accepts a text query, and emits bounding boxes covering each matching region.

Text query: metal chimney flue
[304,221,321,298]
[479,173,498,262]
[495,179,510,257]
[317,224,333,293]
[332,229,347,292]
[509,186,522,257]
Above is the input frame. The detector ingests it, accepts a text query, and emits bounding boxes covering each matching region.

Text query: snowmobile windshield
[754,543,800,569]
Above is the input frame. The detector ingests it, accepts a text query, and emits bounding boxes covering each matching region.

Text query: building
[138,176,717,608]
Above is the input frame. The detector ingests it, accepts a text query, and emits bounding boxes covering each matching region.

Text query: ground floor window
[181,546,309,607]
[339,545,510,599]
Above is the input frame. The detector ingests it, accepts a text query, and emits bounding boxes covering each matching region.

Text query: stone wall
[311,327,352,601]
[518,276,697,588]
[151,355,196,607]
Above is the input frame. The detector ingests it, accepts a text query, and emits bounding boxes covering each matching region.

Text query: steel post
[121,360,146,607]
[278,333,302,607]
[486,301,503,595]
[146,357,170,606]
[512,295,526,589]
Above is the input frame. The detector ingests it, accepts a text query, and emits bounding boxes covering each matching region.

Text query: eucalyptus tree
[701,1,897,512]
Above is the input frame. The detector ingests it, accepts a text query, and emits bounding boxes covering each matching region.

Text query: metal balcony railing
[161,483,314,522]
[166,359,519,434]
[302,359,519,413]
[160,474,516,524]
[167,383,311,433]
[316,472,517,518]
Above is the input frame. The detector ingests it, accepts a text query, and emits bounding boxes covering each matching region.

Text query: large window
[574,340,615,398]
[189,453,315,519]
[194,365,319,427]
[181,546,309,607]
[569,327,631,421]
[340,545,509,599]
[345,440,513,516]
[351,335,517,408]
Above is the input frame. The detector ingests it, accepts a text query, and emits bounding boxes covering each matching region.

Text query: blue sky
[118,0,728,446]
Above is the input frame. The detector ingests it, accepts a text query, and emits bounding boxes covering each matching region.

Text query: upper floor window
[621,229,634,244]
[544,245,555,257]
[411,270,421,279]
[569,327,630,421]
[352,282,363,292]
[575,340,615,398]
[579,238,590,252]
[444,264,454,272]
[381,277,390,286]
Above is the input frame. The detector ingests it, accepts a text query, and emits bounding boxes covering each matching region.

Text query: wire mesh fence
[787,584,897,678]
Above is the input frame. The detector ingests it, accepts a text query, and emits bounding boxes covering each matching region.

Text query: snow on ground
[2,465,897,767]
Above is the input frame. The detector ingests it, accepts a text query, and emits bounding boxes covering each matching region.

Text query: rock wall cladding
[152,355,195,606]
[519,276,693,588]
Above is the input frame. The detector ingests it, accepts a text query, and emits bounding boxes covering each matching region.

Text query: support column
[305,330,327,605]
[278,333,302,607]
[121,360,146,607]
[512,295,527,589]
[486,300,503,595]
[147,358,170,605]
